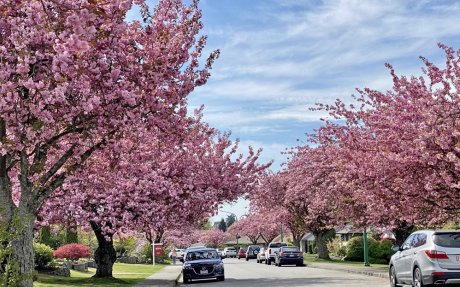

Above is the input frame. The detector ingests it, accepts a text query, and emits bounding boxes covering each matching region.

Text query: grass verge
[35,263,165,287]
[303,254,387,268]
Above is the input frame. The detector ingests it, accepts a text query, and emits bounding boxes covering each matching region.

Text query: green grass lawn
[303,253,387,267]
[35,263,165,287]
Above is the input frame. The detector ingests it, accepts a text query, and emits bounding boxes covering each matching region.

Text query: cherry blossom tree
[226,215,261,245]
[198,228,231,248]
[0,0,219,284]
[283,146,345,259]
[39,112,268,277]
[310,43,460,243]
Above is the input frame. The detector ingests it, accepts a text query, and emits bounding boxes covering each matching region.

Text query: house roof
[300,233,315,241]
[335,225,363,235]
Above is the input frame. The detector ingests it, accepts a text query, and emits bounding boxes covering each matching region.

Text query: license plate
[200,270,208,275]
[289,254,294,257]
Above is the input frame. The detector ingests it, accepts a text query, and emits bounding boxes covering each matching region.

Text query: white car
[168,249,185,261]
[223,247,237,258]
[390,230,460,286]
[265,242,288,265]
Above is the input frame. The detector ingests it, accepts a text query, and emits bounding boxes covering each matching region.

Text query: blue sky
[131,0,460,221]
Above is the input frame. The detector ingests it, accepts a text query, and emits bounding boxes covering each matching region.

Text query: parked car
[265,242,288,265]
[168,249,185,261]
[274,246,303,267]
[237,248,246,259]
[389,230,460,287]
[182,247,225,284]
[257,247,266,263]
[216,249,224,258]
[245,245,262,261]
[223,247,237,258]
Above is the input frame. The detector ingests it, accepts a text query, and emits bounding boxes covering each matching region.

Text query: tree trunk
[91,221,116,278]
[392,221,415,246]
[292,234,302,249]
[8,211,36,287]
[313,229,334,260]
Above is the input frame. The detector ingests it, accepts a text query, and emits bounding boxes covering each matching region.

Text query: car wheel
[245,257,249,261]
[389,265,402,287]
[217,275,225,281]
[413,267,425,287]
[183,274,189,284]
[267,258,271,265]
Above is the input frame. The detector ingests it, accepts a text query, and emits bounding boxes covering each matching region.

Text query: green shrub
[114,236,137,257]
[345,236,395,264]
[0,214,23,286]
[138,243,153,263]
[327,237,345,257]
[33,242,54,270]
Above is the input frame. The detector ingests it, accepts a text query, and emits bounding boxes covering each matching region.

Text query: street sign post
[152,243,163,266]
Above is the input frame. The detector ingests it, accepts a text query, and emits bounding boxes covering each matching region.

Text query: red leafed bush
[53,244,90,261]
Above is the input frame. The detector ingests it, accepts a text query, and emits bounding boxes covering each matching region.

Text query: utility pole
[363,227,370,266]
[280,223,284,242]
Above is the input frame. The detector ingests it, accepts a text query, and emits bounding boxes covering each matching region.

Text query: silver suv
[389,230,460,287]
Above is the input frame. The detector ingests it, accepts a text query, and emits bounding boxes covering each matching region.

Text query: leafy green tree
[218,219,227,232]
[225,214,237,228]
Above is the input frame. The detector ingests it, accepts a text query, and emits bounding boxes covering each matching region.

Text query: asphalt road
[178,258,390,287]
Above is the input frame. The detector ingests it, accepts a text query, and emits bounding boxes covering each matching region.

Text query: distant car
[237,248,246,259]
[257,247,266,263]
[182,247,225,284]
[168,249,185,261]
[265,242,288,265]
[389,230,460,287]
[274,246,303,267]
[223,247,237,258]
[216,249,224,258]
[245,245,261,261]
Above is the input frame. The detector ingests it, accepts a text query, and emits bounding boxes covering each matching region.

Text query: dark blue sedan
[182,248,225,283]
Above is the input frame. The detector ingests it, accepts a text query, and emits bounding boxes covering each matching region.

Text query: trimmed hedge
[345,236,395,264]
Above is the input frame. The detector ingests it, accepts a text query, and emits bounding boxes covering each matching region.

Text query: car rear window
[433,233,460,247]
[269,243,288,248]
[282,247,299,252]
[227,248,236,250]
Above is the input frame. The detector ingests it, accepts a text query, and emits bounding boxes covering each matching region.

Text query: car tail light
[269,249,271,254]
[432,272,446,276]
[425,250,449,259]
[279,252,284,257]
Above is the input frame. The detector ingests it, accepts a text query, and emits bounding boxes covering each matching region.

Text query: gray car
[389,230,460,287]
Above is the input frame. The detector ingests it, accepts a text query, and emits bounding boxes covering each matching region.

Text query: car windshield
[282,247,299,252]
[186,250,219,261]
[434,233,460,247]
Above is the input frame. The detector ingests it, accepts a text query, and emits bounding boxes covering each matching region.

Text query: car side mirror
[391,245,401,252]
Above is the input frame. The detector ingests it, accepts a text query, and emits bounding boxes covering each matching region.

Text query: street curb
[307,264,389,279]
[174,270,182,286]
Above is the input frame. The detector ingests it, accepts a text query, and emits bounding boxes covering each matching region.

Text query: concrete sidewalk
[134,264,182,287]
[307,262,389,279]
